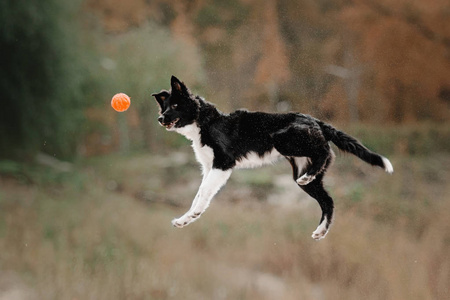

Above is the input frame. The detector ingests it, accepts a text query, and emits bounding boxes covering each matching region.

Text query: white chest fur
[174,123,201,141]
[175,123,214,171]
[192,141,214,171]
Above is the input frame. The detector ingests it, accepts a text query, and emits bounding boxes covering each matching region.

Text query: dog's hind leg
[274,124,331,185]
[296,148,333,185]
[303,176,334,240]
[288,155,334,240]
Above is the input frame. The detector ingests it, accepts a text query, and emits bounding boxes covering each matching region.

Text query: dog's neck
[174,97,222,141]
[196,97,222,127]
[174,122,201,141]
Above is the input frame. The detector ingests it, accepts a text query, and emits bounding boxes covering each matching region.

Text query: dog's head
[152,76,199,131]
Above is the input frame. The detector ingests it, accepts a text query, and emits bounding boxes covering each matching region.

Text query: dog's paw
[311,229,328,240]
[172,216,191,228]
[172,211,202,228]
[296,174,315,185]
[311,220,328,240]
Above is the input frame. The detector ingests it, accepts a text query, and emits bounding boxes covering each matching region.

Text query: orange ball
[111,93,131,112]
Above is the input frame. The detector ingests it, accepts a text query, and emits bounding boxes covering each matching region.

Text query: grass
[0,135,449,299]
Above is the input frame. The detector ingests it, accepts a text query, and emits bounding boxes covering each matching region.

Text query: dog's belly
[235,149,283,169]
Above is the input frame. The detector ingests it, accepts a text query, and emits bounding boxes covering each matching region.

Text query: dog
[152,76,393,240]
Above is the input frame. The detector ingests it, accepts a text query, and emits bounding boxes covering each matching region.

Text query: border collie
[152,76,393,240]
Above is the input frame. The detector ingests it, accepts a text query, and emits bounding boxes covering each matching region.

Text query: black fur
[153,76,393,239]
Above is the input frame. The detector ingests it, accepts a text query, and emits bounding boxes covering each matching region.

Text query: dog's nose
[158,115,164,123]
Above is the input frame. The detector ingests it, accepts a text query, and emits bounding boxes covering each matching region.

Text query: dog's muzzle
[158,116,179,130]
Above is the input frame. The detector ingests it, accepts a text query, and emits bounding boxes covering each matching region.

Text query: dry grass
[0,151,449,299]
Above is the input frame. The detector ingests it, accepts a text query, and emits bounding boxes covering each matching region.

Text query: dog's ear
[171,75,189,96]
[152,90,170,109]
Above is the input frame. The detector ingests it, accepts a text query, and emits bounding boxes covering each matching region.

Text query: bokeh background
[1,0,449,299]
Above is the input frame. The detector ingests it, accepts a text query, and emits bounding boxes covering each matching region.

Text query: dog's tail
[317,121,393,173]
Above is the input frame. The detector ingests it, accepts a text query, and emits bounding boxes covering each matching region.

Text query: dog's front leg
[188,164,212,212]
[172,168,232,228]
[172,164,213,227]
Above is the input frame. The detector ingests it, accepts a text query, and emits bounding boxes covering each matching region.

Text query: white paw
[311,229,328,240]
[171,211,202,228]
[172,215,191,228]
[311,219,328,240]
[296,173,315,185]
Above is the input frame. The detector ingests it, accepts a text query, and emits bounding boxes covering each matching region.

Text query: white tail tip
[382,157,394,174]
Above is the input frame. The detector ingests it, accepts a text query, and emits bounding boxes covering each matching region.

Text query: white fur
[291,157,308,177]
[172,168,232,228]
[171,122,333,241]
[192,141,214,177]
[312,218,328,240]
[172,123,231,228]
[176,123,286,172]
[235,149,282,169]
[297,174,315,185]
[175,123,214,176]
[172,123,288,228]
[174,123,201,141]
[166,108,390,240]
[382,156,394,174]
[289,157,314,185]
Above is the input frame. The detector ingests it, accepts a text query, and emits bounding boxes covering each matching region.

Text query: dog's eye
[171,104,178,109]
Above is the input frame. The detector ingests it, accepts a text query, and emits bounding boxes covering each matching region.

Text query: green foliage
[346,123,450,156]
[86,22,206,151]
[195,0,250,32]
[0,158,85,188]
[347,183,365,203]
[0,0,86,159]
[105,22,205,103]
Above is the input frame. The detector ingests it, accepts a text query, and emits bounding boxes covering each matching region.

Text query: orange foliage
[341,0,450,122]
[254,0,290,86]
[85,0,450,123]
[85,0,150,32]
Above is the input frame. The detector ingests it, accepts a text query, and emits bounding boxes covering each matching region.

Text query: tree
[339,0,450,122]
[0,0,86,159]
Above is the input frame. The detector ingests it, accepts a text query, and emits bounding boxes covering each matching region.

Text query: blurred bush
[345,123,450,156]
[81,21,206,155]
[0,0,87,159]
[0,0,207,159]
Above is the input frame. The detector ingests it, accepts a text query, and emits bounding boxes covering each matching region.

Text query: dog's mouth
[161,118,180,130]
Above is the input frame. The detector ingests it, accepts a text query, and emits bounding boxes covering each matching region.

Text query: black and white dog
[153,76,393,240]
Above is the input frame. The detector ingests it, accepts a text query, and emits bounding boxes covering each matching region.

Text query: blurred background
[0,0,449,299]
